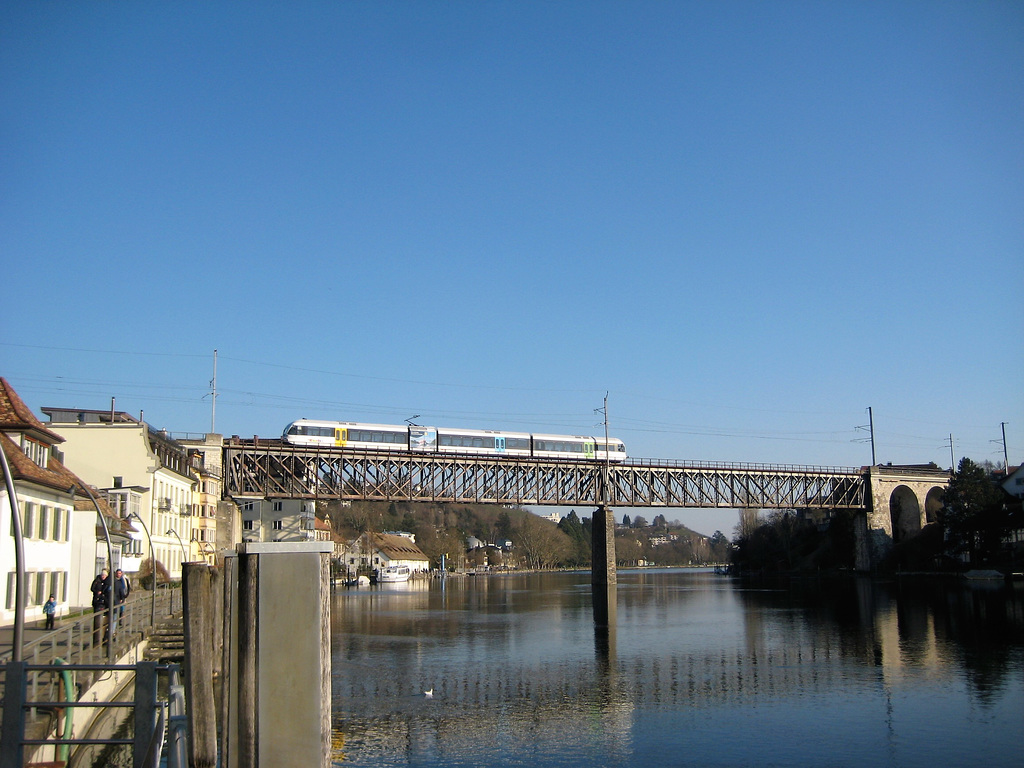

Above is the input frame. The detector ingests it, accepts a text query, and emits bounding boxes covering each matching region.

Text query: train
[282,419,628,462]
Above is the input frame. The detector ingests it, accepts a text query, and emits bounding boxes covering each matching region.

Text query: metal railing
[0,660,185,768]
[0,586,183,667]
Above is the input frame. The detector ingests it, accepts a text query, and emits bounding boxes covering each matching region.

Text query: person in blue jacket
[43,594,56,630]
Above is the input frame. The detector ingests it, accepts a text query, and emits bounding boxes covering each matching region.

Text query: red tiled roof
[0,431,78,494]
[0,377,63,443]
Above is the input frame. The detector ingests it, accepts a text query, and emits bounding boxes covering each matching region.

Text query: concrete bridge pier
[591,505,617,627]
[855,466,949,571]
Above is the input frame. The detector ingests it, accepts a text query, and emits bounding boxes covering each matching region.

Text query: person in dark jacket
[113,568,131,633]
[90,568,110,645]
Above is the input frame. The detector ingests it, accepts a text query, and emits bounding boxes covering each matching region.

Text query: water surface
[331,570,1023,767]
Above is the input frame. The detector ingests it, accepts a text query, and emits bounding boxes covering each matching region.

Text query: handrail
[1,660,183,768]
[0,585,183,665]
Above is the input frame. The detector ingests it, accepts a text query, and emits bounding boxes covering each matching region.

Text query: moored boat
[378,564,412,583]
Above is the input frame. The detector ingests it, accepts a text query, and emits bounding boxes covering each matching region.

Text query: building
[0,378,124,624]
[40,407,195,580]
[176,433,235,564]
[340,532,430,577]
[240,498,317,543]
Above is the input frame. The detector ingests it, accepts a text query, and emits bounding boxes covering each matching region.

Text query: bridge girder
[223,444,866,510]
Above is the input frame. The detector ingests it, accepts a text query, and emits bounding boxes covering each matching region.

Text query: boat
[378,565,412,583]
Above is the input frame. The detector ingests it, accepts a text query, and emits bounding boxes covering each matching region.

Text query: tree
[516,513,572,569]
[622,514,631,527]
[939,457,1007,564]
[557,509,591,566]
[631,515,648,529]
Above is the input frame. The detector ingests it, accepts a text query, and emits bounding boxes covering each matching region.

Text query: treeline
[323,500,730,570]
[730,457,1024,575]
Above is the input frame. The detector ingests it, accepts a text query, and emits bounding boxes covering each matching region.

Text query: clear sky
[3,2,1021,536]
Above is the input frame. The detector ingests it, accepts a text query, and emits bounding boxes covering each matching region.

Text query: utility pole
[948,434,955,470]
[210,349,218,434]
[1001,422,1009,470]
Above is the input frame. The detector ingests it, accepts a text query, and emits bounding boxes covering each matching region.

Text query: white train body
[282,419,627,462]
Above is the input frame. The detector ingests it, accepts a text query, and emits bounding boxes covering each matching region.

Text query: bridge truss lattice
[223,442,866,509]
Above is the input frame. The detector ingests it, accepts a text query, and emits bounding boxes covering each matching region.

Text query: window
[243,501,255,513]
[23,503,36,539]
[243,520,254,530]
[53,508,64,541]
[273,520,284,530]
[39,506,51,541]
[273,501,283,512]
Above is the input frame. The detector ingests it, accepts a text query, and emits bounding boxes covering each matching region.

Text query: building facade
[40,408,196,580]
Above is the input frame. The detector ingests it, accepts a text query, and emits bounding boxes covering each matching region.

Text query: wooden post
[132,661,158,768]
[183,563,218,768]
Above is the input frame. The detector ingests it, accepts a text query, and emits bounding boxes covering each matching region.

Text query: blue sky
[2,2,1022,535]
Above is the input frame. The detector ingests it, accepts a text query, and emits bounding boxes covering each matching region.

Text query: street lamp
[130,511,157,627]
[166,527,188,573]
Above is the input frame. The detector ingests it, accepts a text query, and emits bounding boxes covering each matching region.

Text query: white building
[0,378,124,624]
[239,498,317,543]
[40,407,195,581]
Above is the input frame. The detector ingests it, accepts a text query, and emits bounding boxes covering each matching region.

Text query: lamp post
[1,446,26,661]
[79,484,116,663]
[166,527,188,573]
[130,511,157,627]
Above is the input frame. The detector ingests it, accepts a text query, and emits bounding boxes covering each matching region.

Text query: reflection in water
[331,571,1024,767]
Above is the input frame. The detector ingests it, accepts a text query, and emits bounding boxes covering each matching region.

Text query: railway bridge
[221,439,949,573]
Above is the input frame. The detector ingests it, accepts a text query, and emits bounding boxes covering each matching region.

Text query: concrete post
[591,505,617,627]
[227,542,333,768]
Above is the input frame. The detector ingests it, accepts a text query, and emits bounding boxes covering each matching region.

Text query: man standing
[113,568,131,634]
[90,568,110,645]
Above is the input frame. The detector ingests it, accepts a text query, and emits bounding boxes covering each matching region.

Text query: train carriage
[283,419,410,451]
[436,428,533,457]
[282,419,628,462]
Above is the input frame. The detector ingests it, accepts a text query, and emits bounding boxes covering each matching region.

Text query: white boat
[378,565,412,583]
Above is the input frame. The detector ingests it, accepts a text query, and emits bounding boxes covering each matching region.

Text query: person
[90,568,111,645]
[113,568,131,633]
[43,594,57,630]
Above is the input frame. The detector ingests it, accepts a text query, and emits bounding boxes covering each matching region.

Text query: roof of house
[0,377,63,445]
[0,431,80,495]
[370,532,430,562]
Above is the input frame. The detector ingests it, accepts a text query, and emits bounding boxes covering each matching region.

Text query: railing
[623,457,864,474]
[0,660,185,768]
[0,586,183,667]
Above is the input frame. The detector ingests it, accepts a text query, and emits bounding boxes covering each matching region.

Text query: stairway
[144,614,185,663]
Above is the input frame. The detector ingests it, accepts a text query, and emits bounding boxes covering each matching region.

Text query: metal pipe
[167,527,188,570]
[0,446,26,661]
[78,484,116,663]
[131,511,158,627]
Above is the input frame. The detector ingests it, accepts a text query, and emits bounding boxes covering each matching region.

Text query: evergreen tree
[940,457,1007,564]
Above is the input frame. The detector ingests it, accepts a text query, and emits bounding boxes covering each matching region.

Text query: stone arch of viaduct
[855,465,949,571]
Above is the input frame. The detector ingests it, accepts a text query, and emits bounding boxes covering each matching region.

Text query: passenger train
[282,419,628,462]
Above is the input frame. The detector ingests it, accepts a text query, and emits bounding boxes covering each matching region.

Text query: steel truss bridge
[223,440,866,510]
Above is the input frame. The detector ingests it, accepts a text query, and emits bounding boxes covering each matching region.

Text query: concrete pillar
[591,505,617,627]
[227,542,333,768]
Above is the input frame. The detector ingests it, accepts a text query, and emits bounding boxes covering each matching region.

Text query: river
[330,569,1024,767]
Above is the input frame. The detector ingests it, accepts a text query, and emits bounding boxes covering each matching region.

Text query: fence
[0,661,186,768]
[0,587,184,767]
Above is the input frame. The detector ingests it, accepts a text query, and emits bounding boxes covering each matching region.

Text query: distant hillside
[322,500,731,569]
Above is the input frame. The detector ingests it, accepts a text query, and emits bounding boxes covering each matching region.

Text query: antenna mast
[210,349,218,433]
